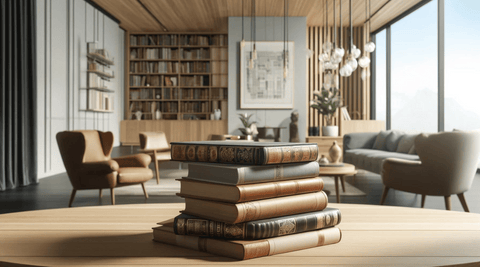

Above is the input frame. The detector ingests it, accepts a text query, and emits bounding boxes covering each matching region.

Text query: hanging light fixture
[359,0,372,69]
[283,0,288,79]
[364,0,376,53]
[241,0,245,48]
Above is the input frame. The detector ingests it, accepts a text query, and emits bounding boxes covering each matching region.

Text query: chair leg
[334,176,340,203]
[99,189,103,199]
[457,193,470,212]
[421,195,426,208]
[444,195,451,211]
[380,187,390,205]
[141,183,149,199]
[68,189,77,207]
[154,151,160,184]
[340,176,346,192]
[110,188,115,205]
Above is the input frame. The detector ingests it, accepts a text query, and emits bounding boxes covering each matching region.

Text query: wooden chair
[139,132,171,184]
[56,130,152,207]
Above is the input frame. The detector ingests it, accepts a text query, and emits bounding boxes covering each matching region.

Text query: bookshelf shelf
[126,32,228,121]
[83,42,115,113]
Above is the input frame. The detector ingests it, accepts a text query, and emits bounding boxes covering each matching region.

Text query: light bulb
[361,69,370,80]
[319,52,329,62]
[340,64,353,77]
[252,48,257,60]
[283,66,288,79]
[365,42,376,53]
[353,48,362,59]
[358,56,371,68]
[331,55,342,64]
[333,47,345,58]
[249,58,254,69]
[241,39,246,48]
[347,57,358,71]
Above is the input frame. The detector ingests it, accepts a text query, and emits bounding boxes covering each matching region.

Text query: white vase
[214,109,221,120]
[155,110,162,120]
[322,126,338,137]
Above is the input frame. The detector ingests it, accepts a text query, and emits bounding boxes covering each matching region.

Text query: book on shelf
[185,161,320,185]
[178,176,324,203]
[172,208,341,240]
[153,223,341,260]
[170,141,319,165]
[181,191,328,224]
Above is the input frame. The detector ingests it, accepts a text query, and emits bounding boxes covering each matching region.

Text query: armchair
[381,130,480,211]
[56,130,153,206]
[139,132,171,184]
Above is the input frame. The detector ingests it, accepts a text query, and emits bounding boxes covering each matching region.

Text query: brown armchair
[56,130,153,207]
[138,132,171,184]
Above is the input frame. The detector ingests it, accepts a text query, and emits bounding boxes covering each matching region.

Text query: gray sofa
[343,131,420,174]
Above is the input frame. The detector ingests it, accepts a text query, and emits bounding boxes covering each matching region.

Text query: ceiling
[92,0,424,33]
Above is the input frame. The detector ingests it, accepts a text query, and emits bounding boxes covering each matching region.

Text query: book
[185,161,320,185]
[173,208,341,240]
[177,177,324,203]
[170,141,319,165]
[181,191,328,224]
[153,224,341,260]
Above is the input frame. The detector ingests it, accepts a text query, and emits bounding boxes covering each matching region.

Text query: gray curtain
[0,0,38,191]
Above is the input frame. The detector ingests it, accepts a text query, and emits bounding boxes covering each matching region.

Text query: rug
[114,168,366,197]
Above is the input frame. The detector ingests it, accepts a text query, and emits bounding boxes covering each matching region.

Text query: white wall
[36,0,125,178]
[228,17,307,142]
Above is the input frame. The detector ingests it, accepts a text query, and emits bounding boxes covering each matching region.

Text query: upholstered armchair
[56,130,153,207]
[381,130,480,211]
[138,132,171,184]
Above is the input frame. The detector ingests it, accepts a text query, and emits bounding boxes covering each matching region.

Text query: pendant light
[364,0,376,53]
[333,0,345,61]
[358,0,371,68]
[346,0,358,71]
[241,0,245,48]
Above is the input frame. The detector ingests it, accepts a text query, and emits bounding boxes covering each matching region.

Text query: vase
[214,109,221,120]
[155,110,162,120]
[309,126,320,136]
[322,125,338,137]
[329,141,342,164]
[135,111,142,121]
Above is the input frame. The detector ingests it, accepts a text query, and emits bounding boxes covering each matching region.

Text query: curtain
[0,0,38,191]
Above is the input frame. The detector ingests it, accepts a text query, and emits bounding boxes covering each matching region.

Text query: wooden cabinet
[306,136,343,162]
[120,120,228,146]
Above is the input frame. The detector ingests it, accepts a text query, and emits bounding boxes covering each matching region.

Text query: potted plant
[238,113,258,138]
[310,86,343,136]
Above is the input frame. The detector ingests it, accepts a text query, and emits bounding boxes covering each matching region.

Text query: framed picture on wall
[240,41,294,109]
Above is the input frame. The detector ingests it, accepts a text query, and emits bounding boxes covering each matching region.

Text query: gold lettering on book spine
[208,146,218,162]
[172,145,187,160]
[196,146,208,162]
[224,224,245,239]
[186,146,196,161]
[219,147,235,163]
[278,218,296,236]
[236,147,254,164]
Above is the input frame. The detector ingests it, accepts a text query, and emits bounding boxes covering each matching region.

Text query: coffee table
[1,203,480,266]
[318,163,358,203]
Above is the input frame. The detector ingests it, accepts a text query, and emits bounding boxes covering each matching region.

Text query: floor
[1,146,479,214]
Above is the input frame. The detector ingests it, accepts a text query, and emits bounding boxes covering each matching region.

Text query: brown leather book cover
[170,141,318,165]
[178,177,324,203]
[181,191,328,224]
[153,224,341,260]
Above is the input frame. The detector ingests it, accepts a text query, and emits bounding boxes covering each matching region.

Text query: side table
[318,163,357,203]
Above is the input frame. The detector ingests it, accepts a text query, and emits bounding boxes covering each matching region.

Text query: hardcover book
[178,177,324,203]
[170,141,319,165]
[185,161,320,185]
[173,208,341,240]
[153,224,341,260]
[181,191,328,224]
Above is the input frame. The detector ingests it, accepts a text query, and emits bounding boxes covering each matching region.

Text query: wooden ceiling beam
[137,0,168,31]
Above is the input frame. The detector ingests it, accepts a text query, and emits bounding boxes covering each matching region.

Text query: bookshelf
[81,42,115,113]
[126,32,228,121]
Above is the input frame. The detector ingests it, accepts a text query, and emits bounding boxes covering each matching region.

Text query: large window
[373,0,480,133]
[444,0,480,131]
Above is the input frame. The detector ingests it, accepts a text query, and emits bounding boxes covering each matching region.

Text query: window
[444,0,480,131]
[374,30,387,123]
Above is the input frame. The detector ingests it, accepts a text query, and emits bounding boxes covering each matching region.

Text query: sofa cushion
[372,131,390,150]
[396,134,418,153]
[385,131,404,152]
[344,149,420,174]
[408,145,417,155]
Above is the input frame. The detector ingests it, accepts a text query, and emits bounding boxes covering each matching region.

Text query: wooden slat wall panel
[307,26,371,135]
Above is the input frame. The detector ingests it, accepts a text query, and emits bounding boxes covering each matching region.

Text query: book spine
[237,177,324,202]
[171,144,319,165]
[174,208,340,240]
[235,191,328,224]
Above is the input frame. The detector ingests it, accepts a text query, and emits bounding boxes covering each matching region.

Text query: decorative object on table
[210,114,215,120]
[135,110,142,121]
[238,113,258,137]
[319,155,329,164]
[329,141,342,164]
[239,41,294,109]
[310,86,343,137]
[155,109,162,120]
[289,111,300,142]
[214,109,221,120]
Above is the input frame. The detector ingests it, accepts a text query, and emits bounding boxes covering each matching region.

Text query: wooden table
[318,163,358,203]
[1,203,480,266]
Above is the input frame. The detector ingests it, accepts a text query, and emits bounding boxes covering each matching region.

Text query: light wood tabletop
[1,203,480,266]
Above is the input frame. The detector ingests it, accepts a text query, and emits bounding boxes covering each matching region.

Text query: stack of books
[153,141,342,260]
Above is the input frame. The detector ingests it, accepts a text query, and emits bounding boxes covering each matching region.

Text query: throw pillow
[396,134,418,153]
[408,144,417,155]
[372,130,391,150]
[385,131,404,152]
